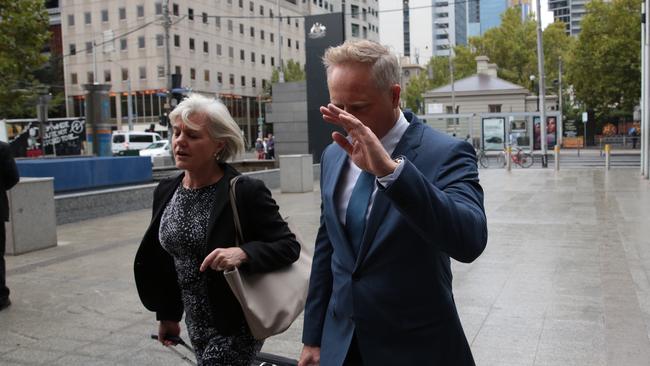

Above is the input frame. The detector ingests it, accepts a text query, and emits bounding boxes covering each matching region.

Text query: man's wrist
[378,157,403,178]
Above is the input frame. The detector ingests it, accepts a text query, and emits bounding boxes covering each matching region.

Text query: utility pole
[535,0,548,168]
[558,56,563,145]
[163,0,173,137]
[277,0,284,82]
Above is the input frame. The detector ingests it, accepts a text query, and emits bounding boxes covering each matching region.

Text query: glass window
[351,23,359,37]
[203,41,208,53]
[84,12,91,24]
[229,73,234,85]
[86,42,93,54]
[119,7,126,20]
[87,71,94,83]
[137,5,145,18]
[190,68,196,80]
[104,70,111,82]
[240,49,245,61]
[69,43,76,55]
[68,14,74,26]
[251,52,255,63]
[228,46,234,58]
[217,72,223,83]
[157,66,165,78]
[250,1,254,11]
[351,5,359,18]
[260,30,265,40]
[250,27,254,37]
[139,66,147,79]
[260,5,264,15]
[138,36,145,48]
[173,3,179,16]
[239,23,244,34]
[217,44,222,55]
[216,16,221,27]
[271,56,274,66]
[101,9,108,22]
[202,12,208,24]
[155,2,162,14]
[156,34,164,47]
[71,73,78,84]
[188,8,194,20]
[261,54,265,64]
[122,68,129,81]
[189,38,195,51]
[120,39,127,51]
[175,65,181,74]
[204,70,210,81]
[228,20,233,32]
[174,34,180,47]
[241,75,245,86]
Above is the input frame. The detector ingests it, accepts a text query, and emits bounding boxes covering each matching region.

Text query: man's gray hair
[322,40,400,91]
[169,93,244,162]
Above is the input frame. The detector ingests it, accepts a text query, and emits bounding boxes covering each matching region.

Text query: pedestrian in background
[0,141,19,311]
[299,40,487,366]
[255,138,265,160]
[266,133,275,159]
[134,94,300,365]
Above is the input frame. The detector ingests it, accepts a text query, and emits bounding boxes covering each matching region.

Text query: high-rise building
[548,0,600,36]
[59,0,376,142]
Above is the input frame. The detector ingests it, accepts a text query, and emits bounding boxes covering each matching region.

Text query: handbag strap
[229,175,244,247]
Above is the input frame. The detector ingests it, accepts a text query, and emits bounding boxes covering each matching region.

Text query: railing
[598,135,640,150]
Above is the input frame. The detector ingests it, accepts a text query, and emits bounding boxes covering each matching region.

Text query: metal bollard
[554,145,560,171]
[506,146,512,172]
[605,144,611,170]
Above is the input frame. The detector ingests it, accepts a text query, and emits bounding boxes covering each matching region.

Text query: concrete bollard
[605,144,611,170]
[506,146,512,171]
[554,145,560,171]
[279,154,314,193]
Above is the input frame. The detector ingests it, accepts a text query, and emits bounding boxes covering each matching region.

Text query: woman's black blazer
[134,163,300,335]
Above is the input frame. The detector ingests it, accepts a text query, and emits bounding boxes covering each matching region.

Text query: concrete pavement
[2,167,650,365]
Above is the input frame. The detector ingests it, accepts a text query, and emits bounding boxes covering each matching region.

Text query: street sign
[257,117,264,125]
[582,112,588,123]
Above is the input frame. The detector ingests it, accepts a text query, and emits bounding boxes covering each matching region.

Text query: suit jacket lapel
[324,146,358,266]
[354,117,424,270]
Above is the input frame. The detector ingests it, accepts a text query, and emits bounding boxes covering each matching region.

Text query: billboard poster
[5,118,86,158]
[533,116,557,150]
[482,117,505,150]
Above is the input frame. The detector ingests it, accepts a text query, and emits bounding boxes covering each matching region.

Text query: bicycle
[475,148,490,168]
[496,147,534,168]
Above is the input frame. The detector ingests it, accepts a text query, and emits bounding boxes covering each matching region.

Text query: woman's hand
[158,320,181,346]
[200,247,248,272]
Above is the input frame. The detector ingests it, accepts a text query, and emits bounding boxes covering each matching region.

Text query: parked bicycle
[475,148,490,168]
[496,147,534,168]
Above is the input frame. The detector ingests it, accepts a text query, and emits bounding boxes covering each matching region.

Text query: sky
[535,0,555,29]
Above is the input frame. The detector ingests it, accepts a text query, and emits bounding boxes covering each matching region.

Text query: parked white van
[111,131,162,155]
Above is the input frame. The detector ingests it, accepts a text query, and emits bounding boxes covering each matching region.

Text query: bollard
[605,144,611,170]
[506,146,512,171]
[554,145,560,171]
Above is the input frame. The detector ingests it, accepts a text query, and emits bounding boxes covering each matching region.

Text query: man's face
[327,62,400,139]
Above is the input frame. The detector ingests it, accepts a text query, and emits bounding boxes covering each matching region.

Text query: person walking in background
[0,141,19,311]
[299,40,487,366]
[266,133,275,160]
[134,94,300,365]
[255,138,265,160]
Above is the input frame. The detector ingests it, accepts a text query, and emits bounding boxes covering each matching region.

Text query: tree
[567,0,641,119]
[0,1,50,118]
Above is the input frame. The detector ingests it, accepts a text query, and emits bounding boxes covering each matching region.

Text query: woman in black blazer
[134,94,300,366]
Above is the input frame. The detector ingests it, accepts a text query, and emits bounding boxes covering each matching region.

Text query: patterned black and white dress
[159,182,263,366]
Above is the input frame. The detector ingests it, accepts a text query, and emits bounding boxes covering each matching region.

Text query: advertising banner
[4,118,86,158]
[482,117,505,150]
[533,116,558,150]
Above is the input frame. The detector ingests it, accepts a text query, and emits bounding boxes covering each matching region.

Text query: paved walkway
[2,168,650,365]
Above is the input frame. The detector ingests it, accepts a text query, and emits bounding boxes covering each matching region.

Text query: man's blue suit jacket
[302,112,487,365]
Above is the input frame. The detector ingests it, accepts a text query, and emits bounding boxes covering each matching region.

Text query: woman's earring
[213,151,221,161]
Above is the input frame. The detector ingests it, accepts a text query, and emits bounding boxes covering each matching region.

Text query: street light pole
[535,0,548,167]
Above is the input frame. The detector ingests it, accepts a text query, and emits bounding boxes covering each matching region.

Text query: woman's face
[171,115,223,173]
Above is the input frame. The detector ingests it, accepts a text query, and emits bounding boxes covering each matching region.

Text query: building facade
[549,0,607,36]
[62,0,311,144]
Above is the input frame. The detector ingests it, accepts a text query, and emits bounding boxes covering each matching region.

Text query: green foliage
[566,0,641,119]
[0,1,51,118]
[271,60,305,83]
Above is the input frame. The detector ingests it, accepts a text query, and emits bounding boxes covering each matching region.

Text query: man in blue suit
[299,40,487,365]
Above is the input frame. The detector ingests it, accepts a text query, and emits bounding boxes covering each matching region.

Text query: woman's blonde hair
[168,93,244,162]
[322,40,400,91]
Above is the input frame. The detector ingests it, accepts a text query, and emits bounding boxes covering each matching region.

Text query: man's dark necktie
[345,171,375,257]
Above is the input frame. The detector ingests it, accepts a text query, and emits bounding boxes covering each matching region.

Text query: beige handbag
[224,175,312,340]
